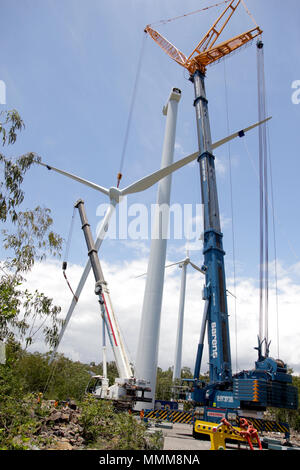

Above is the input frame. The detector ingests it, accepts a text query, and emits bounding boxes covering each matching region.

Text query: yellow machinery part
[193,419,259,450]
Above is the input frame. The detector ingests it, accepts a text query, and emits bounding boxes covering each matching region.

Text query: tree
[155,366,173,400]
[0,109,63,349]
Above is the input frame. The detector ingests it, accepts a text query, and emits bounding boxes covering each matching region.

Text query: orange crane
[145,0,262,76]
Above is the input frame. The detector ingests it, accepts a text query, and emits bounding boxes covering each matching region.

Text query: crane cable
[257,40,270,356]
[267,124,280,359]
[240,0,258,28]
[116,32,147,188]
[242,131,284,361]
[257,40,281,359]
[148,0,258,29]
[62,206,78,302]
[223,58,239,374]
[148,0,231,27]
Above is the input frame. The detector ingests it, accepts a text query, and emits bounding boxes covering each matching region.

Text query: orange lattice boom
[145,0,262,75]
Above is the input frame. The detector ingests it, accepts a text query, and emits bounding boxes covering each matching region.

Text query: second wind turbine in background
[168,251,206,381]
[137,249,206,382]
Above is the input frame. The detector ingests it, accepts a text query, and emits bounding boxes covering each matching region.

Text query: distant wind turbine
[167,252,206,381]
[136,250,206,381]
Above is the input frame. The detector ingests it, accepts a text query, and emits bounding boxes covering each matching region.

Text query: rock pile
[37,401,85,450]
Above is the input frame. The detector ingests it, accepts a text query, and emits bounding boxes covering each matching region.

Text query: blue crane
[146,0,298,438]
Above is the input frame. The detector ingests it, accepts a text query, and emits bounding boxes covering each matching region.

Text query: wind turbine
[136,251,206,382]
[166,252,206,381]
[39,114,270,365]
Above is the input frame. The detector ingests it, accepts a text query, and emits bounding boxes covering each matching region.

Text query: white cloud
[19,257,300,376]
[174,141,185,157]
[215,156,227,177]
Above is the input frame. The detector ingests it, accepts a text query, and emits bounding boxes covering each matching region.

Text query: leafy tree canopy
[0,109,63,349]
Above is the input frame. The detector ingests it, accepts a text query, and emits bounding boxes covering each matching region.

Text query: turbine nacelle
[108,187,123,204]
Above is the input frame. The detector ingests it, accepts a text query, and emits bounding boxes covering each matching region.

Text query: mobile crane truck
[75,199,151,410]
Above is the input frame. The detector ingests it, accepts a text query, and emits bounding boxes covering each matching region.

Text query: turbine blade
[38,161,109,196]
[165,261,184,269]
[121,118,271,197]
[135,272,147,279]
[211,117,272,151]
[121,151,198,196]
[48,203,116,364]
[189,260,206,275]
[135,260,183,278]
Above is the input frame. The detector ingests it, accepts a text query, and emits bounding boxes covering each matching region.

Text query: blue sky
[1,0,300,371]
[1,0,299,271]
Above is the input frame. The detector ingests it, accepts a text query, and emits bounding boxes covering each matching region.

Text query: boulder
[49,440,73,451]
[47,411,62,422]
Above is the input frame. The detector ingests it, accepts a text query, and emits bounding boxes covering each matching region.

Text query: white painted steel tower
[173,261,187,381]
[134,88,181,408]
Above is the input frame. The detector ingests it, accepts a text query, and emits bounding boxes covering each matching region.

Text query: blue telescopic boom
[192,70,232,384]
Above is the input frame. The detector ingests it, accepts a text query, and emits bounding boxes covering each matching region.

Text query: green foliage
[0,109,63,348]
[0,109,24,146]
[145,429,164,450]
[0,344,50,449]
[2,206,62,271]
[79,396,146,450]
[156,366,173,400]
[0,346,149,450]
[43,354,91,401]
[1,345,120,404]
[79,396,115,444]
[112,408,146,450]
[13,351,91,401]
[0,393,43,450]
[0,109,38,223]
[155,365,206,402]
[181,366,194,379]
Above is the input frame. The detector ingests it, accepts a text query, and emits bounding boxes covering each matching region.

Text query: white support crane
[75,199,151,408]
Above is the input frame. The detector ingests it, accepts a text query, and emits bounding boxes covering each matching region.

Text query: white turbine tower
[134,88,181,408]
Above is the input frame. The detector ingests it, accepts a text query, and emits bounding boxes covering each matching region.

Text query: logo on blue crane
[211,322,218,358]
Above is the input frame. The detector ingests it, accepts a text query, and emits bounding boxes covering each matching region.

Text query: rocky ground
[14,399,300,451]
[260,429,300,448]
[17,400,163,450]
[24,400,86,450]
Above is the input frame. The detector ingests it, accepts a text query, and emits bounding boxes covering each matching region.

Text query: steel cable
[117,33,147,187]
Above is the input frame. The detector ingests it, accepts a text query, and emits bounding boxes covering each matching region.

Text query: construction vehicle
[146,0,298,442]
[75,199,151,410]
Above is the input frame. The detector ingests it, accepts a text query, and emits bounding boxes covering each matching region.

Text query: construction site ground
[162,422,209,450]
[160,422,244,450]
[158,422,300,451]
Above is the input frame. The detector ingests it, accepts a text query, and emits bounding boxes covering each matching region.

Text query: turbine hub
[109,187,122,203]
